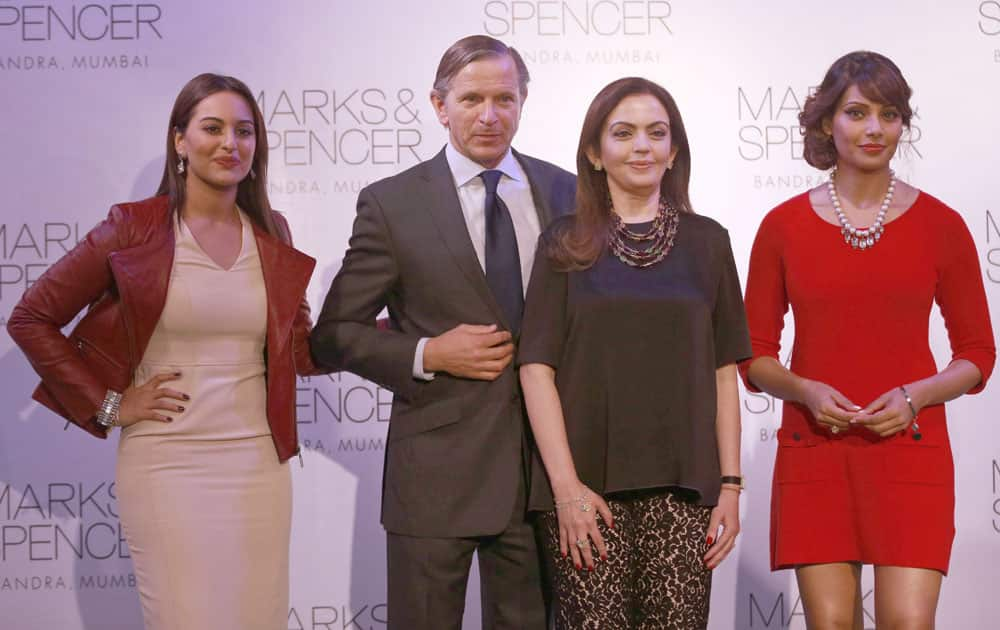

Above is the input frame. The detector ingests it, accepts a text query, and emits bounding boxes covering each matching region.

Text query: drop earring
[176,155,186,174]
[250,168,256,180]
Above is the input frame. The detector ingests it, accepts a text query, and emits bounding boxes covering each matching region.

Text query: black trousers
[385,480,546,630]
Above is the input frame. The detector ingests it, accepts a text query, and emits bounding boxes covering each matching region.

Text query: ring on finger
[830,425,840,434]
[575,539,586,548]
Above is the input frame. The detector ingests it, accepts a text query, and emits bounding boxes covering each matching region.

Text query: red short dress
[741,191,995,573]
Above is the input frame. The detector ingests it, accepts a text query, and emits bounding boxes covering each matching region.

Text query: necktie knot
[479,170,503,196]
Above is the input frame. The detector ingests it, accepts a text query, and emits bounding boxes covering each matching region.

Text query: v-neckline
[178,210,247,272]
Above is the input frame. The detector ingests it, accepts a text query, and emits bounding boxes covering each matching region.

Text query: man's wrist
[413,337,436,380]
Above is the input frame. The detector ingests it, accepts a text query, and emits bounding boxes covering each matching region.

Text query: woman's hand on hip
[704,488,740,569]
[118,371,189,427]
[554,483,613,571]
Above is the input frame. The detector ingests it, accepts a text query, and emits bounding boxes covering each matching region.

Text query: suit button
[792,432,801,441]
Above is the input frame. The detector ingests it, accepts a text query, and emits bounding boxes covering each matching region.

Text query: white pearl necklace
[827,168,895,250]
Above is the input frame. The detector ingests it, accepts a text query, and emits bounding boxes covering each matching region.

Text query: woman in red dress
[742,51,995,629]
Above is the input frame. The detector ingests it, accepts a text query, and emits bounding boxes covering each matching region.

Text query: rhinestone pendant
[829,168,895,252]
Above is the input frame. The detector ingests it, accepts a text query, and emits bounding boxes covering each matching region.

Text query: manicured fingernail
[178,406,185,412]
[587,566,594,572]
[575,564,581,570]
[174,371,182,376]
[167,417,174,422]
[706,536,714,546]
[183,394,190,400]
[601,554,607,560]
[561,551,567,558]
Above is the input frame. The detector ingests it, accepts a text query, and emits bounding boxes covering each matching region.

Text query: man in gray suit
[310,35,576,630]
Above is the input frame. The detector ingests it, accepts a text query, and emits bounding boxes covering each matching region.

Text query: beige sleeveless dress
[116,211,291,630]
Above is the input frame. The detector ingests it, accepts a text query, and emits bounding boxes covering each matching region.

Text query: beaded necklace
[608,197,679,268]
[828,167,896,250]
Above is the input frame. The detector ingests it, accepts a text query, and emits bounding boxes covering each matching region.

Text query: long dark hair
[548,77,693,270]
[156,73,276,236]
[800,51,913,170]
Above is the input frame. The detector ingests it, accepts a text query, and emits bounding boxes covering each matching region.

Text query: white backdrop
[2,2,999,628]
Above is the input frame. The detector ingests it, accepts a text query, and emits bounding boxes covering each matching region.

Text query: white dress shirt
[413,143,543,379]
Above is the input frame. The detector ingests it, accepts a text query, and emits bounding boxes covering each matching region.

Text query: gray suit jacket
[312,146,575,537]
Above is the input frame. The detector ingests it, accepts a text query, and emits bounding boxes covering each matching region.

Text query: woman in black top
[519,77,750,629]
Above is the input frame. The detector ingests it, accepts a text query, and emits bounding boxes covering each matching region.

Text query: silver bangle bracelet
[899,385,921,439]
[95,390,123,429]
[898,385,918,421]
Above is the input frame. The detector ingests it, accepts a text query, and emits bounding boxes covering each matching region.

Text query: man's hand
[423,324,514,380]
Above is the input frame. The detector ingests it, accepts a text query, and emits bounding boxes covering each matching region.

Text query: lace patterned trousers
[539,489,713,629]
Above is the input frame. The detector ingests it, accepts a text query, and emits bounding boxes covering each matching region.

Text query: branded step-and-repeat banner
[2,1,998,628]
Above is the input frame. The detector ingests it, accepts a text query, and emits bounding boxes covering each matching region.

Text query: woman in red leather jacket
[7,73,322,630]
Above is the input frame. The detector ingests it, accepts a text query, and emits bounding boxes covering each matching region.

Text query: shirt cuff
[413,337,435,381]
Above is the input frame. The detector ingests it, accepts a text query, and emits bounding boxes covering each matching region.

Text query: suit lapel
[421,148,507,324]
[514,149,557,228]
[254,222,316,358]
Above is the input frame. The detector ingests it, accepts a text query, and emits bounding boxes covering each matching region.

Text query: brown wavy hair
[547,77,693,270]
[156,73,276,236]
[433,35,530,99]
[800,51,913,170]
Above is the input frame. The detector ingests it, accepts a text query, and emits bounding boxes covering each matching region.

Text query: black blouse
[517,213,751,509]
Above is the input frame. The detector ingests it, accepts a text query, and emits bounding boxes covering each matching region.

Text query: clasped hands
[801,379,919,437]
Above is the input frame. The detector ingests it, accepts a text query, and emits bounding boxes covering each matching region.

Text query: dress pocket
[774,428,834,484]
[882,441,952,486]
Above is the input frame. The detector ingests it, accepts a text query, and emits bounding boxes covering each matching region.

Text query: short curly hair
[799,51,913,170]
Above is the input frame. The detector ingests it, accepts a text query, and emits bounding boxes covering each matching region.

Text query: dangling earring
[593,162,603,172]
[176,155,186,174]
[249,168,256,181]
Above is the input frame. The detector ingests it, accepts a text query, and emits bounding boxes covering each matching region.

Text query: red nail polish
[575,564,581,570]
[561,551,567,558]
[706,536,714,546]
[601,554,607,561]
[588,566,594,572]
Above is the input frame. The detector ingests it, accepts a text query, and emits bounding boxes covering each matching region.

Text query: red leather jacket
[7,195,320,462]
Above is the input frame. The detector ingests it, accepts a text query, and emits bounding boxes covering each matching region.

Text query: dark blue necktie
[480,169,523,334]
